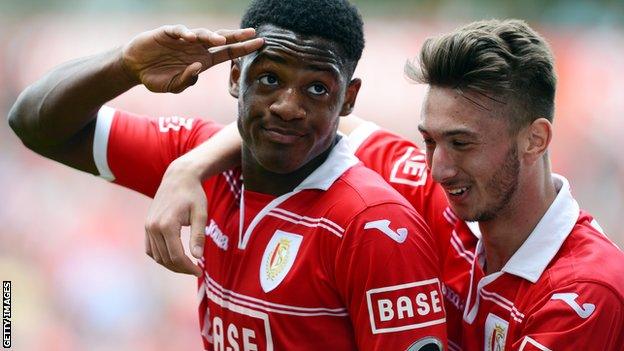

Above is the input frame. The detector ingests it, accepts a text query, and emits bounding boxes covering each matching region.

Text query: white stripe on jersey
[479,288,525,322]
[204,274,349,317]
[94,105,116,181]
[267,208,344,238]
[450,230,476,264]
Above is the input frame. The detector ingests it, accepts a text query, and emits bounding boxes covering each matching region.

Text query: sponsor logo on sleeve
[259,230,303,293]
[364,219,408,243]
[551,292,595,319]
[485,313,508,351]
[366,278,445,334]
[158,116,194,132]
[390,147,428,187]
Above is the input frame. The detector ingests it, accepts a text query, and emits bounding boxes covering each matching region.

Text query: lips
[448,187,468,196]
[442,183,471,204]
[261,125,306,144]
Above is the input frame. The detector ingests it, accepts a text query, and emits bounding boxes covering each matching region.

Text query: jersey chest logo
[551,292,595,319]
[484,313,509,351]
[260,230,303,293]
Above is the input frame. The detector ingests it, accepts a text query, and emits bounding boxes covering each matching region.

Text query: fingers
[163,24,197,42]
[145,221,202,277]
[163,229,203,277]
[208,38,265,66]
[215,28,257,44]
[189,205,208,259]
[191,28,227,47]
[167,62,202,93]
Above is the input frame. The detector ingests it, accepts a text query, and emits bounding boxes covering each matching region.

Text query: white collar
[295,136,359,191]
[238,137,359,249]
[466,174,581,283]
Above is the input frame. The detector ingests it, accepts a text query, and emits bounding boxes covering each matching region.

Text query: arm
[8,25,262,173]
[8,25,263,276]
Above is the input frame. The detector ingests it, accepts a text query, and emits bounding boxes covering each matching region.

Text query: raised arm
[8,25,263,277]
[8,25,263,173]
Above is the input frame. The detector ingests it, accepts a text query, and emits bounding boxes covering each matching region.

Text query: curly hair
[241,0,365,75]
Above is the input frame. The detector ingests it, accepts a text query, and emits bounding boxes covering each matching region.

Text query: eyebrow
[250,52,342,78]
[418,125,479,138]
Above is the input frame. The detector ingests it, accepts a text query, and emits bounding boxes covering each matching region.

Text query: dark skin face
[230,24,361,195]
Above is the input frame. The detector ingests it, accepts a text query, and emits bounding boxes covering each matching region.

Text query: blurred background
[0,0,622,350]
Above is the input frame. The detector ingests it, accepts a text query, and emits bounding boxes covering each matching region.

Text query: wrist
[113,47,141,87]
[169,154,210,181]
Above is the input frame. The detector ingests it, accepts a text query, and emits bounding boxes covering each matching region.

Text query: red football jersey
[346,121,454,263]
[344,123,624,350]
[93,107,447,350]
[443,175,624,351]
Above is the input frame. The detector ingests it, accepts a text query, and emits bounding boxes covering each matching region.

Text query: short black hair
[241,0,365,75]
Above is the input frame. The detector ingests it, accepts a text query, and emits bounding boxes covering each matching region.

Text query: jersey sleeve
[333,202,447,351]
[513,282,624,350]
[92,105,223,197]
[347,121,454,261]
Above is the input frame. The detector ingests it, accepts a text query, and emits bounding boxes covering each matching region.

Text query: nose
[429,145,458,184]
[269,88,306,121]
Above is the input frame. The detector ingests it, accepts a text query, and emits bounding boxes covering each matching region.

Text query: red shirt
[345,122,624,351]
[346,121,455,263]
[93,107,447,351]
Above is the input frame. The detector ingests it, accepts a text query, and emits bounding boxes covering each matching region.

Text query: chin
[259,157,305,175]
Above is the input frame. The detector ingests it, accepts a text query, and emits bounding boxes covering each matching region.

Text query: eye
[423,138,436,147]
[451,140,470,149]
[307,83,328,96]
[258,74,279,86]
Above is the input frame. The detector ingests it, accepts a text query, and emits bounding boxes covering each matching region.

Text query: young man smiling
[148,19,624,350]
[8,0,447,350]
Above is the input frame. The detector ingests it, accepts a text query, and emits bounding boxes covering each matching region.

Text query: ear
[229,59,241,98]
[340,78,362,116]
[522,118,552,164]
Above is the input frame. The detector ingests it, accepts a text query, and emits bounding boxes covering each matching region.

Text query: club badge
[260,230,303,293]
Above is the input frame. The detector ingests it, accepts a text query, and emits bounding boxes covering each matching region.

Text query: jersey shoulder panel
[103,108,222,197]
[539,210,624,298]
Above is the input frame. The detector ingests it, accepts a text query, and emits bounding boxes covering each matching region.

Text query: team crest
[260,230,303,293]
[485,313,509,351]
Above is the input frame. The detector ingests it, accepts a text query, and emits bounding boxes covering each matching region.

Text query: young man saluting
[9,0,447,350]
[149,19,624,350]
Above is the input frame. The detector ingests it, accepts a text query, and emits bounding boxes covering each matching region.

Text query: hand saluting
[121,25,264,93]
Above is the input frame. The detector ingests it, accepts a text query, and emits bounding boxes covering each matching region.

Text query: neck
[241,137,338,196]
[480,164,557,275]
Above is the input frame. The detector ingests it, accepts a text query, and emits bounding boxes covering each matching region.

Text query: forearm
[169,122,242,180]
[8,47,137,148]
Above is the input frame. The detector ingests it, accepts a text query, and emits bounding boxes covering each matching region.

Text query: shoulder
[544,212,624,297]
[335,163,416,209]
[321,164,433,245]
[525,212,624,313]
[310,163,422,227]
